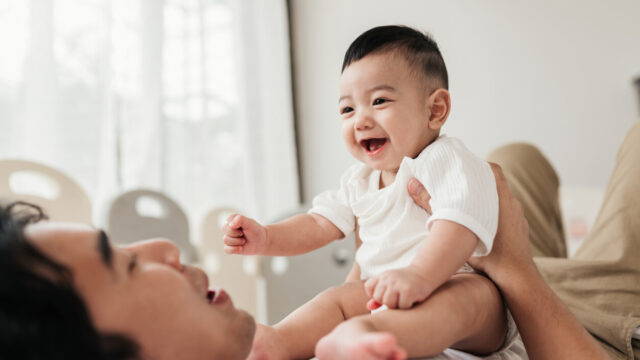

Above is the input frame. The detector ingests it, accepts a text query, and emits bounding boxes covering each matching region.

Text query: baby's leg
[249,280,370,360]
[316,273,507,359]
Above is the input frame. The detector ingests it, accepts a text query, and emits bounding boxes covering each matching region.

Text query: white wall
[289,0,640,202]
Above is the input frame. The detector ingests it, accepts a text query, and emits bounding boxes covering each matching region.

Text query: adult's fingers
[488,163,505,183]
[489,162,525,224]
[407,178,432,215]
[469,162,534,278]
[488,163,512,202]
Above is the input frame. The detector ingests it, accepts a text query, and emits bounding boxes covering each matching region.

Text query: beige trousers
[487,121,640,360]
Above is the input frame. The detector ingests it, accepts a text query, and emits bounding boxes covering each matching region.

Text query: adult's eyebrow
[96,230,114,270]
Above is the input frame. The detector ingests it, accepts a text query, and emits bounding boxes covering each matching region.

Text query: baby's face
[339,52,439,174]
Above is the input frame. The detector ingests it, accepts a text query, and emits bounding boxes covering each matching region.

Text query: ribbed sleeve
[413,137,498,256]
[307,164,359,238]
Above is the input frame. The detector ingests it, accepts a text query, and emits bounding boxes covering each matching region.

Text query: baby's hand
[222,214,268,255]
[364,266,433,310]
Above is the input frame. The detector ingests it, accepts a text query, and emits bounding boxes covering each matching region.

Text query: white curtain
[0,0,299,230]
[232,0,300,222]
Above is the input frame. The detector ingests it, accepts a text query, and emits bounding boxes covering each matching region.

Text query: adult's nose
[125,238,182,270]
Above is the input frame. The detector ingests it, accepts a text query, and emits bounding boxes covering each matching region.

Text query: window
[0,0,248,225]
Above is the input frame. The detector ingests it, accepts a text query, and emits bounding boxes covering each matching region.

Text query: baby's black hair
[342,25,449,90]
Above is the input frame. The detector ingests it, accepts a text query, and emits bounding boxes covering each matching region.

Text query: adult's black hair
[0,201,140,360]
[342,25,449,89]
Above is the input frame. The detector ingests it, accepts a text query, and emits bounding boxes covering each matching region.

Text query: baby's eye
[340,106,354,115]
[373,98,388,105]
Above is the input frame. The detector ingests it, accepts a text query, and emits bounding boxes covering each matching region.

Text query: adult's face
[25,222,255,360]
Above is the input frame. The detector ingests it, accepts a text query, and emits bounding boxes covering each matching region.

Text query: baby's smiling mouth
[360,138,387,154]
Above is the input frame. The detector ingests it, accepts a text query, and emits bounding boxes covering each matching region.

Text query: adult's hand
[407,163,610,359]
[406,163,536,285]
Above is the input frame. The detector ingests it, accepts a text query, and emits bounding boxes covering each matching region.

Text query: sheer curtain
[0,0,299,232]
[232,0,300,222]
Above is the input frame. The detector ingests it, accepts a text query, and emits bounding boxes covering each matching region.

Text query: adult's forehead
[26,221,94,233]
[24,221,99,257]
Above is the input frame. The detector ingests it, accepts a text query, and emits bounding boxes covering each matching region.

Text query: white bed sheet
[423,337,527,360]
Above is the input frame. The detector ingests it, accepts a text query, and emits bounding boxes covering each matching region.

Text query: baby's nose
[354,112,374,130]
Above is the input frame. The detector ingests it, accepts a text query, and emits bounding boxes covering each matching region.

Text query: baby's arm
[365,220,478,309]
[222,213,344,256]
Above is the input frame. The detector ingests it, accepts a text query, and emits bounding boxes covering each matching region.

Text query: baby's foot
[315,322,407,360]
[246,324,289,360]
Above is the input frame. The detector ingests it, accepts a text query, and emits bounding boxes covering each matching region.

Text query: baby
[223,25,517,359]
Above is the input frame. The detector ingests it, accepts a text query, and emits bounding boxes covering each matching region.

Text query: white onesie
[308,135,526,358]
[309,135,498,280]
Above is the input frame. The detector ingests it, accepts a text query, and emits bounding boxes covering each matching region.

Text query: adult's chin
[231,311,257,360]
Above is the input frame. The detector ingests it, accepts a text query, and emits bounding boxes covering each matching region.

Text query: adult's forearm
[499,266,609,360]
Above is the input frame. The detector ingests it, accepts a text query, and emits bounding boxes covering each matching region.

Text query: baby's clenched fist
[222,214,268,255]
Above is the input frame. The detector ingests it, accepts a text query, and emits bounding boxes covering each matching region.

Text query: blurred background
[1,0,639,323]
[291,0,640,204]
[0,0,299,227]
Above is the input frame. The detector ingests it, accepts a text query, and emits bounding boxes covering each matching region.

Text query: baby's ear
[427,88,451,130]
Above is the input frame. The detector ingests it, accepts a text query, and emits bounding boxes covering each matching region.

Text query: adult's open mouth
[360,138,387,155]
[207,287,230,305]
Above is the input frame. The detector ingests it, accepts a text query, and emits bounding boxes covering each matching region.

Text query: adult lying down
[3,120,640,359]
[0,202,255,360]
